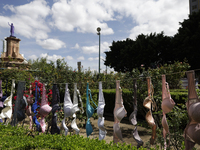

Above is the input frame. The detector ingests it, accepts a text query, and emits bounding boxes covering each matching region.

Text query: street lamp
[97,27,101,74]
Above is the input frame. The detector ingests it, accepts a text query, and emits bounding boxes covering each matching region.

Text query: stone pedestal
[0,37,29,69]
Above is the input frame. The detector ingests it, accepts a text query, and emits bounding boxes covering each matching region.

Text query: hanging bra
[31,82,41,131]
[39,84,52,133]
[184,70,200,149]
[62,83,84,135]
[129,79,143,148]
[113,80,127,144]
[11,81,26,126]
[0,79,15,123]
[97,81,107,140]
[161,75,175,150]
[86,82,97,137]
[0,80,8,113]
[14,81,27,122]
[51,84,61,135]
[143,77,157,145]
[25,84,34,130]
[26,84,34,116]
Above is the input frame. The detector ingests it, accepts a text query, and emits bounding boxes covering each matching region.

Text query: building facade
[189,0,200,14]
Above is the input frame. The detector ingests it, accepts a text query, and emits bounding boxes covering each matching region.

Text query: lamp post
[97,27,101,74]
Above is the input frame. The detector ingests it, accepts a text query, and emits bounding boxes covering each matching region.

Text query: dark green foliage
[0,125,150,150]
[173,10,200,71]
[104,32,173,73]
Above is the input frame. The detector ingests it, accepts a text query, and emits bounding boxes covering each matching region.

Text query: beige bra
[161,75,175,150]
[113,80,127,144]
[184,70,200,149]
[143,77,157,145]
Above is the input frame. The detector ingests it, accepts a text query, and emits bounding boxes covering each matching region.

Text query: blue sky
[0,0,189,73]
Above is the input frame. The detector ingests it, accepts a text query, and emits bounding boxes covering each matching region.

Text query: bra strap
[88,89,97,109]
[77,89,84,114]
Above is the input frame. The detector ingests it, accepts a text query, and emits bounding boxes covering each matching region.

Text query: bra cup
[86,119,93,137]
[143,96,151,109]
[188,102,200,123]
[98,117,106,132]
[26,105,32,116]
[71,104,79,115]
[97,104,105,118]
[114,106,127,122]
[64,106,73,118]
[113,123,123,141]
[27,96,33,105]
[71,114,80,135]
[129,111,137,126]
[4,96,12,107]
[40,104,52,117]
[162,98,175,114]
[86,104,95,118]
[162,114,169,133]
[133,126,143,146]
[187,124,200,145]
[146,111,155,127]
[99,129,107,140]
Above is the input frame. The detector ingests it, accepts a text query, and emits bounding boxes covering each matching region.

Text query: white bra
[97,81,107,140]
[0,79,15,122]
[62,83,84,135]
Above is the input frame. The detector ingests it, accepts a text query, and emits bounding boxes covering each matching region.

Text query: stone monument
[0,23,29,69]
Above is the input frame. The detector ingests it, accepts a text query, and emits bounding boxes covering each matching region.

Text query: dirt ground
[21,115,152,148]
[64,115,152,148]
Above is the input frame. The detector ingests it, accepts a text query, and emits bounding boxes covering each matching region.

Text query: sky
[0,0,189,73]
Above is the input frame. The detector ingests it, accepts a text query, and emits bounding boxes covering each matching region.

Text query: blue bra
[31,82,41,131]
[86,82,97,137]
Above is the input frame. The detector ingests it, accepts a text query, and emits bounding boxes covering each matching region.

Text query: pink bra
[113,80,127,144]
[39,84,52,133]
[143,77,157,145]
[161,75,175,150]
[184,70,200,149]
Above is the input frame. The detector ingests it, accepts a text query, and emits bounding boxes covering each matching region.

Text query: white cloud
[66,55,73,60]
[28,53,64,62]
[28,54,38,60]
[82,42,110,54]
[39,53,63,61]
[71,43,79,49]
[88,57,98,61]
[51,0,114,35]
[0,0,51,39]
[36,38,66,50]
[77,56,84,61]
[47,54,63,61]
[126,0,188,39]
[82,45,98,54]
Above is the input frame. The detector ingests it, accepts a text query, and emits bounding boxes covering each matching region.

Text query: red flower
[14,96,17,101]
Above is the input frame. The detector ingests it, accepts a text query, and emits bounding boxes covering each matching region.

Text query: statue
[8,22,15,37]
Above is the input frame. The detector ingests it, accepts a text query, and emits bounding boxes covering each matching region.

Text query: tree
[104,32,173,72]
[173,11,200,70]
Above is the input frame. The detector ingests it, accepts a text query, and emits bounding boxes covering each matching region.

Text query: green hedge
[0,125,155,150]
[91,89,189,120]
